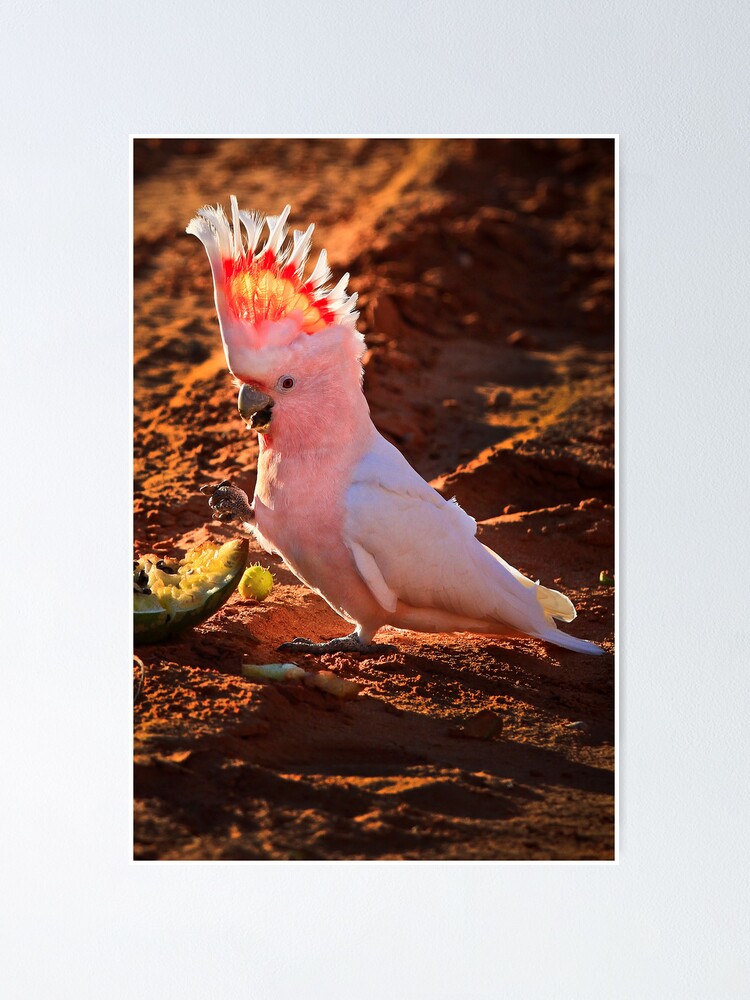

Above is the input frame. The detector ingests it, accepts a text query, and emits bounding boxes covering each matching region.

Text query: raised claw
[198,480,254,523]
[199,480,230,496]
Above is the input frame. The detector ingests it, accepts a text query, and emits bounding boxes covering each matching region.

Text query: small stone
[489,388,512,409]
[450,709,504,741]
[506,329,537,349]
[565,721,587,731]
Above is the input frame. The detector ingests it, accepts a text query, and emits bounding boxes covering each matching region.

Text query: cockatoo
[187,198,604,657]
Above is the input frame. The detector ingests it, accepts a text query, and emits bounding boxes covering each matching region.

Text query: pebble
[506,329,538,349]
[450,709,504,741]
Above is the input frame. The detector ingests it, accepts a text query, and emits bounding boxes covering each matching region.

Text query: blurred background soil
[133,137,615,861]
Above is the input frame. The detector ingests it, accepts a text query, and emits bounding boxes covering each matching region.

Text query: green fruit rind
[134,538,248,645]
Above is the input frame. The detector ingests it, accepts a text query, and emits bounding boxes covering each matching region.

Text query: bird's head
[230,323,368,447]
[187,198,368,450]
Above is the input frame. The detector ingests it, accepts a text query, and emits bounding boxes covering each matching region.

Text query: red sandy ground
[133,138,615,861]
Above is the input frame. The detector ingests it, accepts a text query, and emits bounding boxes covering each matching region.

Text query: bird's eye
[277,375,296,391]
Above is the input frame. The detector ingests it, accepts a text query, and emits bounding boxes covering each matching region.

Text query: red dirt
[133,137,615,860]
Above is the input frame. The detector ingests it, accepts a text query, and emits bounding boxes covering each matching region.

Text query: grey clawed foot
[199,480,254,523]
[278,632,397,657]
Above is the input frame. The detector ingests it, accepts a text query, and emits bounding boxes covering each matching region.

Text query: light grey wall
[2,2,748,997]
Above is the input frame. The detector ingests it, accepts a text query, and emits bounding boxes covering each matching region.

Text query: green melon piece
[133,538,248,645]
[133,591,169,639]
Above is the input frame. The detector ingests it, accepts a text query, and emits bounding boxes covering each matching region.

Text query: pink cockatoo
[187,198,604,657]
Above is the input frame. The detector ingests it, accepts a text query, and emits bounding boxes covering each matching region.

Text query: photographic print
[133,136,616,861]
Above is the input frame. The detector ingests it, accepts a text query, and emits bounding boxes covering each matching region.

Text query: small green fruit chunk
[599,570,615,587]
[239,564,274,601]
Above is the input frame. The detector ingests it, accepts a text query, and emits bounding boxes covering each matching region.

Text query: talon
[199,480,229,496]
[278,637,312,650]
[200,480,254,523]
[277,633,395,657]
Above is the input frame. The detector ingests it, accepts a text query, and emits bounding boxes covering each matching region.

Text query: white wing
[344,434,547,630]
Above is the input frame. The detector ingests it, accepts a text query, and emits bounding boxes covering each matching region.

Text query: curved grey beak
[238,383,274,429]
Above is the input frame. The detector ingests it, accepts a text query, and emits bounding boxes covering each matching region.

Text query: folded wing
[344,435,550,633]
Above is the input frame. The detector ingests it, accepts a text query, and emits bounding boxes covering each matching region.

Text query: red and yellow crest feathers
[187,197,359,336]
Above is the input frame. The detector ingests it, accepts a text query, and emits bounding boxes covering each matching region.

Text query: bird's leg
[278,630,396,657]
[199,481,254,524]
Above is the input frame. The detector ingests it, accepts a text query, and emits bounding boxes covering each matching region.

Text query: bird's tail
[480,545,607,655]
[536,583,577,623]
[532,585,606,654]
[530,623,607,656]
